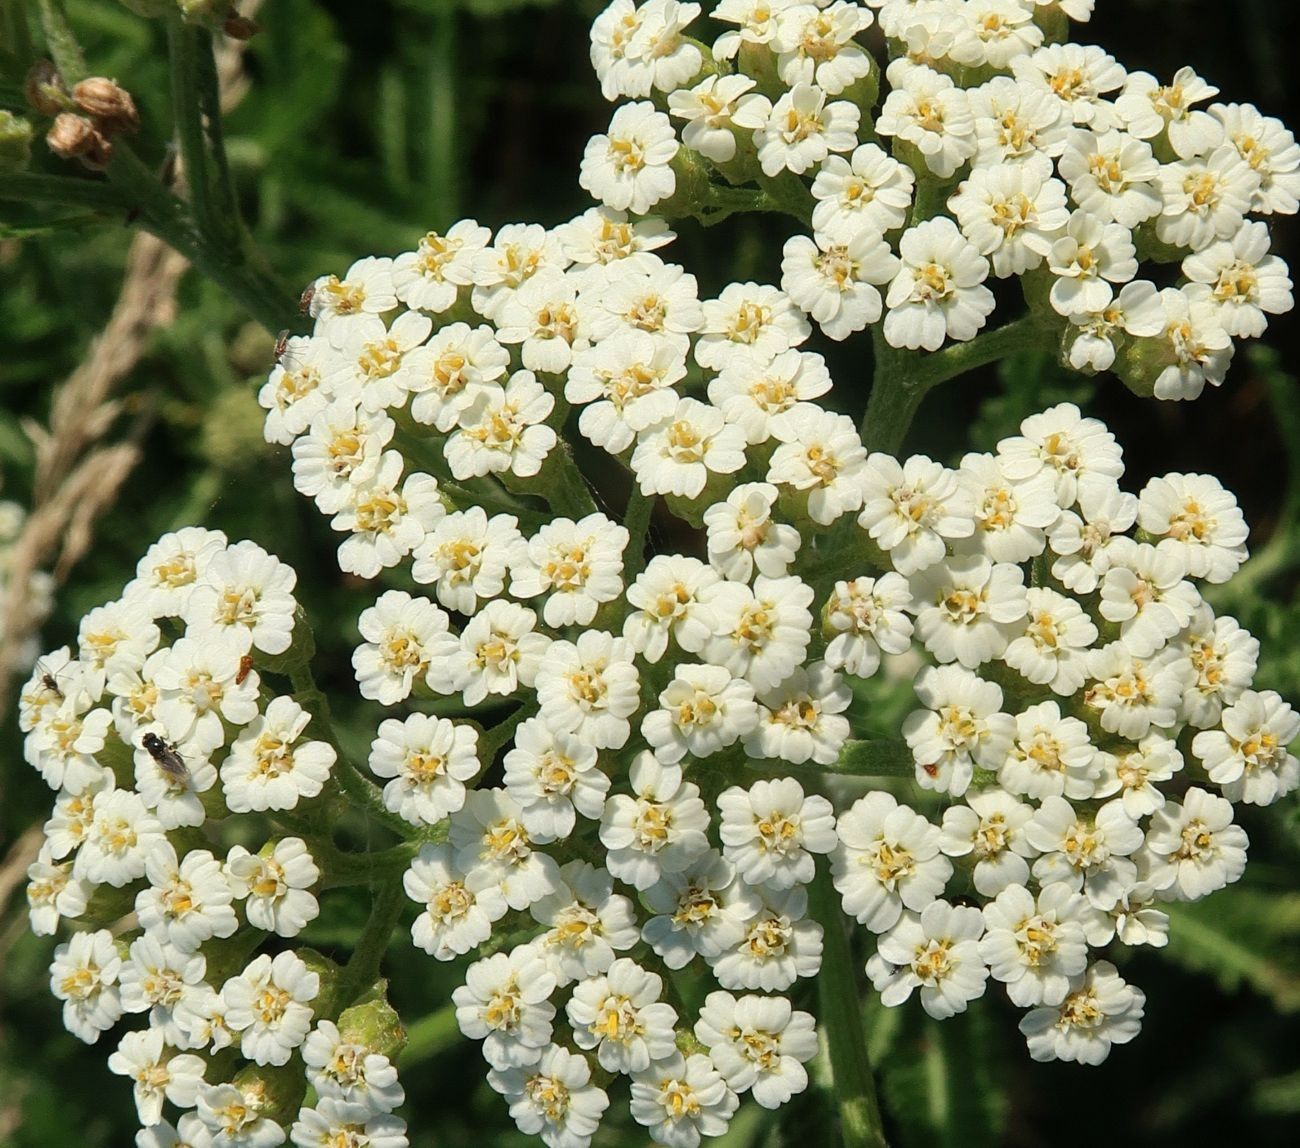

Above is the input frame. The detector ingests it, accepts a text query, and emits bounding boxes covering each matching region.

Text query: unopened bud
[0,111,34,172]
[177,0,235,30]
[229,1064,306,1130]
[24,60,70,117]
[338,995,408,1063]
[73,78,140,135]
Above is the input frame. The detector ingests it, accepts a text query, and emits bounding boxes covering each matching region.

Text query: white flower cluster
[20,530,412,1147]
[586,0,1296,398]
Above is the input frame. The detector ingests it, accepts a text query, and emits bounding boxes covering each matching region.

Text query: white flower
[859,452,975,575]
[999,701,1099,800]
[108,1027,206,1125]
[600,753,710,890]
[221,696,334,814]
[773,2,874,93]
[968,75,1069,168]
[629,1052,739,1147]
[292,398,394,514]
[449,789,563,910]
[630,397,747,499]
[868,900,988,1019]
[733,83,859,178]
[590,0,649,99]
[747,661,852,766]
[127,527,228,618]
[832,792,952,932]
[627,0,704,94]
[580,101,678,214]
[1211,101,1300,215]
[136,844,238,954]
[1143,787,1249,900]
[1019,961,1145,1065]
[1011,43,1126,130]
[1057,129,1161,229]
[74,787,166,888]
[1047,481,1137,592]
[810,144,915,243]
[823,574,914,679]
[566,329,685,454]
[27,700,114,793]
[910,555,1028,668]
[703,483,801,582]
[535,631,640,750]
[433,599,550,708]
[487,1044,609,1148]
[411,508,524,614]
[1182,220,1294,338]
[226,837,320,937]
[503,718,611,838]
[1093,732,1183,818]
[470,223,567,320]
[330,310,434,413]
[331,453,444,579]
[182,540,298,657]
[780,226,899,345]
[1156,145,1259,251]
[309,257,397,344]
[289,1099,407,1148]
[979,883,1092,1006]
[884,217,995,350]
[955,452,1060,563]
[949,0,1042,68]
[622,555,721,663]
[1140,285,1234,402]
[1026,796,1143,909]
[152,631,259,746]
[303,1020,405,1112]
[76,597,159,695]
[949,159,1070,277]
[530,862,638,986]
[711,0,789,60]
[1065,280,1163,372]
[703,575,814,692]
[393,219,491,313]
[694,991,817,1108]
[369,713,479,826]
[1194,689,1299,806]
[495,269,588,375]
[1098,539,1200,657]
[1138,472,1248,583]
[453,945,557,1070]
[196,1080,287,1147]
[259,335,334,446]
[998,402,1125,506]
[511,513,628,627]
[119,935,205,1046]
[695,282,810,371]
[1116,66,1220,158]
[667,73,757,164]
[404,843,508,960]
[641,853,761,969]
[445,369,557,481]
[557,206,674,267]
[1084,642,1189,738]
[49,928,123,1043]
[766,407,868,524]
[582,253,702,341]
[352,590,452,706]
[1047,211,1138,317]
[408,322,512,432]
[717,778,837,889]
[642,664,758,764]
[939,790,1038,897]
[712,885,823,991]
[26,848,90,937]
[567,958,678,1074]
[876,65,976,178]
[903,665,1015,796]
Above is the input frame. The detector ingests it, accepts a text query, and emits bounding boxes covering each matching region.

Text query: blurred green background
[3,0,1300,1145]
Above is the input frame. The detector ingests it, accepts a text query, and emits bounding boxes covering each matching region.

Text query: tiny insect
[235,654,254,686]
[273,329,290,363]
[142,732,189,783]
[33,659,64,700]
[298,284,316,316]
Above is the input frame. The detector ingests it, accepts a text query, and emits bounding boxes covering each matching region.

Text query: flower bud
[0,111,34,172]
[177,0,235,30]
[338,994,408,1063]
[73,78,140,135]
[46,112,102,161]
[229,1063,306,1130]
[24,60,70,117]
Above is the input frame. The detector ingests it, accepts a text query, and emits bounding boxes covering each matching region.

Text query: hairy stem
[335,875,407,1010]
[36,0,86,83]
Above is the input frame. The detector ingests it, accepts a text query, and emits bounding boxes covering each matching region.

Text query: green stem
[0,171,134,211]
[399,1004,459,1068]
[427,0,459,225]
[621,487,655,582]
[193,23,243,252]
[36,0,85,83]
[810,863,888,1148]
[335,875,407,1011]
[166,13,217,246]
[825,739,915,778]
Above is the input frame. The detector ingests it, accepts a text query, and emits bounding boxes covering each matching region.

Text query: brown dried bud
[73,77,140,136]
[223,14,260,40]
[24,60,70,118]
[46,113,113,170]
